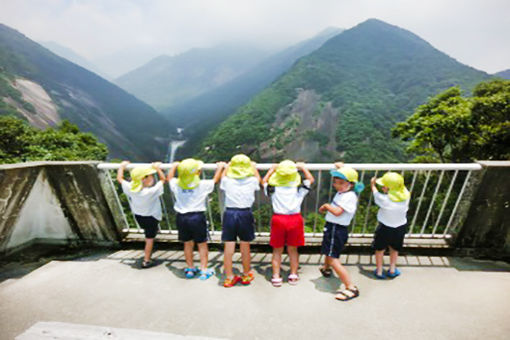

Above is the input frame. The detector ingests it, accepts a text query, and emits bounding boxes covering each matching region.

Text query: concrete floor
[1,250,510,340]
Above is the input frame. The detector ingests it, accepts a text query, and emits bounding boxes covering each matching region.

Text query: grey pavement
[1,250,510,340]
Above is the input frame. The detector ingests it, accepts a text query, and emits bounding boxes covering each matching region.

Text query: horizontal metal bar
[98,163,483,171]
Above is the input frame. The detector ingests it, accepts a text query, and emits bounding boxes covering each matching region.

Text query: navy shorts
[321,222,349,258]
[176,212,209,243]
[134,215,159,239]
[221,208,255,242]
[372,223,407,251]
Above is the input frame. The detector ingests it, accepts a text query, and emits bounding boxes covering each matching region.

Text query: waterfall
[169,139,186,163]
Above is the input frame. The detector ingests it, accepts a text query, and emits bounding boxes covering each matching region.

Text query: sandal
[184,267,198,279]
[335,286,360,301]
[386,268,401,278]
[223,276,241,288]
[199,268,215,281]
[241,272,255,285]
[141,260,155,269]
[271,276,282,287]
[319,267,332,277]
[288,273,299,285]
[373,269,386,280]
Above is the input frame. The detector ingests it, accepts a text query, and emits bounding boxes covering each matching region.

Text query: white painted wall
[7,170,77,250]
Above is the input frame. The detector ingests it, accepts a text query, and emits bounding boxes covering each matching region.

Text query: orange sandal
[223,276,241,288]
[241,272,255,285]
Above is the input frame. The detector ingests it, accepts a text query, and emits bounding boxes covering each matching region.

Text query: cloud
[1,0,509,73]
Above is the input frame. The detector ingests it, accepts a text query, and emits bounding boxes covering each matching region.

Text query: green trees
[392,79,510,162]
[0,116,108,163]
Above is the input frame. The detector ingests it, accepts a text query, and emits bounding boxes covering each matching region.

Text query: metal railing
[97,163,482,240]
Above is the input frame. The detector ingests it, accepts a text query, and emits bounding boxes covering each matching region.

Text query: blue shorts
[372,223,407,251]
[134,214,159,239]
[321,222,349,258]
[177,212,209,243]
[221,208,255,242]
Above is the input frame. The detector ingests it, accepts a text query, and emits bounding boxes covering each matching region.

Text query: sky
[1,0,510,77]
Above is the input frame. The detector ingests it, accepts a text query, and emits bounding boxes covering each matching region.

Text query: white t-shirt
[264,179,311,215]
[325,191,358,226]
[220,176,260,209]
[169,178,215,214]
[121,180,164,220]
[373,192,409,227]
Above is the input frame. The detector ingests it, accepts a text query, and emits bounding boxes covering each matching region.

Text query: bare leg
[197,242,209,271]
[223,241,236,278]
[272,247,284,278]
[240,241,251,274]
[389,246,398,273]
[375,250,385,275]
[287,246,299,275]
[144,238,154,262]
[328,256,354,289]
[183,241,195,268]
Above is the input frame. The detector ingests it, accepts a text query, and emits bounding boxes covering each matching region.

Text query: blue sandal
[199,268,215,281]
[386,268,401,278]
[373,269,386,280]
[184,267,198,279]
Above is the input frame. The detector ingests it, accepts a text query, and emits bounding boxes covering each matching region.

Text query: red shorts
[270,213,305,248]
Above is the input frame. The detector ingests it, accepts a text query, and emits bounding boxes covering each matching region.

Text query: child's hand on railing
[334,162,344,169]
[296,162,306,170]
[152,162,162,169]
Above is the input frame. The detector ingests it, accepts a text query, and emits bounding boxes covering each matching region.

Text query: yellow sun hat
[129,167,157,192]
[227,154,254,179]
[330,166,359,183]
[177,158,204,189]
[376,172,410,202]
[268,160,301,187]
[330,166,365,194]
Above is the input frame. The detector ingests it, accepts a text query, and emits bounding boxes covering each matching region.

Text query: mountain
[39,41,108,79]
[162,27,343,157]
[495,69,510,79]
[0,23,172,161]
[115,45,271,110]
[199,19,491,163]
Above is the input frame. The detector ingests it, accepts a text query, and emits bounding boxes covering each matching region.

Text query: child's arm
[221,162,230,179]
[212,162,226,184]
[152,162,165,182]
[297,162,315,185]
[252,161,262,186]
[371,176,378,194]
[116,160,130,184]
[319,203,344,216]
[166,162,179,182]
[262,164,277,184]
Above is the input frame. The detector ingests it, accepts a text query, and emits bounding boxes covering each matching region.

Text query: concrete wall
[0,162,127,255]
[455,161,510,259]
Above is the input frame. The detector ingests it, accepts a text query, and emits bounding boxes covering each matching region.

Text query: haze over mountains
[495,69,510,79]
[199,19,491,163]
[0,23,172,161]
[161,27,343,157]
[115,45,272,110]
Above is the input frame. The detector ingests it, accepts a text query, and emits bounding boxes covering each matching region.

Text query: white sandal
[271,276,282,287]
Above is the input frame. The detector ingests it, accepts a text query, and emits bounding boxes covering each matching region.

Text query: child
[117,160,166,268]
[263,160,314,287]
[167,158,225,280]
[219,154,262,287]
[370,172,410,279]
[318,162,364,301]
